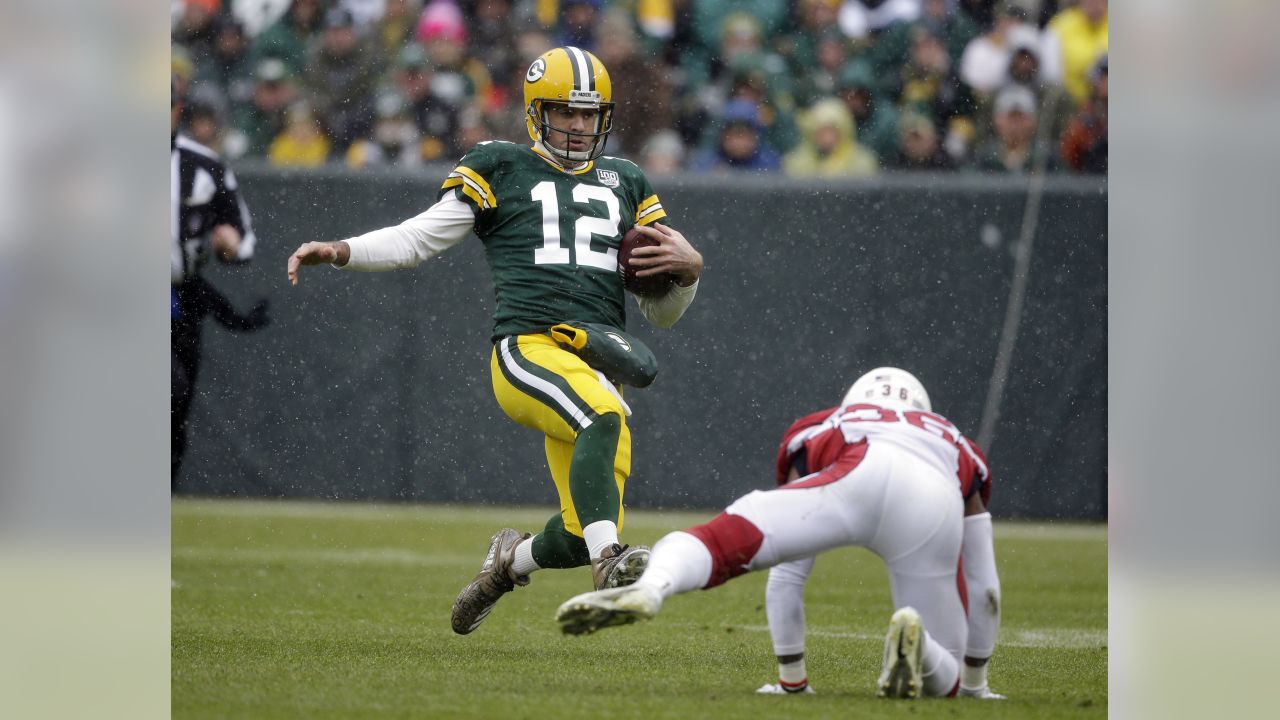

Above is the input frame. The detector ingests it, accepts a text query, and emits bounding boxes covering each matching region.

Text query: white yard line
[172,545,474,567]
[994,524,1107,542]
[734,624,1106,649]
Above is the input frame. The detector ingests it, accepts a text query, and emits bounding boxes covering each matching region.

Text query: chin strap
[534,140,591,169]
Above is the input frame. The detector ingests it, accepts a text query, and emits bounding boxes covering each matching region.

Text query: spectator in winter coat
[190,16,256,117]
[1046,0,1107,107]
[1059,54,1106,173]
[888,111,955,171]
[835,60,899,163]
[691,99,782,173]
[228,58,297,158]
[250,0,325,77]
[970,84,1055,173]
[305,7,386,153]
[783,98,878,178]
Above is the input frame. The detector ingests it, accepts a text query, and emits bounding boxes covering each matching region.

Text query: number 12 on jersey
[531,181,621,271]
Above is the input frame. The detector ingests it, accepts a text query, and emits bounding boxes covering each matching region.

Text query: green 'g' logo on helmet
[526,58,546,83]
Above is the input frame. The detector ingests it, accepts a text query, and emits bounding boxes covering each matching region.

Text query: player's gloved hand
[241,300,271,331]
[756,682,815,695]
[958,684,1006,700]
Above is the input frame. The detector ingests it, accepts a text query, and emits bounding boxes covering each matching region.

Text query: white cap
[994,84,1037,116]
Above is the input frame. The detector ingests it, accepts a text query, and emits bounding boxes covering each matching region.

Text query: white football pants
[727,442,967,660]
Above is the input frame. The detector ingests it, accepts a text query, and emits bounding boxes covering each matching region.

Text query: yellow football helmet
[524,46,615,163]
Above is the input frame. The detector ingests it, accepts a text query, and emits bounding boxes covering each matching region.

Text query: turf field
[172,499,1107,719]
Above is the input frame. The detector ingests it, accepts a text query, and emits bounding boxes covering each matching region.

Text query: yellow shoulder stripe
[443,166,497,209]
[442,177,489,210]
[636,195,666,225]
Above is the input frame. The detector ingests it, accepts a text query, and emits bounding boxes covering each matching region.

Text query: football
[618,226,675,297]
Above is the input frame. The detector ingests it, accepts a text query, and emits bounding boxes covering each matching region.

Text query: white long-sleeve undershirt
[337,192,698,328]
[339,193,475,271]
[638,278,698,328]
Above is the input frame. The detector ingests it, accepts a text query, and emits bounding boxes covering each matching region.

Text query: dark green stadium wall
[183,166,1107,520]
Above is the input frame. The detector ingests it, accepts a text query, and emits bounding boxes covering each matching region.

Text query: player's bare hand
[628,223,703,286]
[287,241,349,286]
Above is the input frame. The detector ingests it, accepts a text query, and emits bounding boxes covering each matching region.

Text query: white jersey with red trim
[775,403,991,501]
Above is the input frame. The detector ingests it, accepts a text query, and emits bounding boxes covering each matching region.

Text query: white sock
[960,662,989,690]
[778,657,808,690]
[582,520,620,560]
[510,537,540,577]
[920,630,959,697]
[635,531,712,598]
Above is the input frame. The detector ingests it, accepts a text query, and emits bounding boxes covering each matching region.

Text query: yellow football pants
[490,333,631,535]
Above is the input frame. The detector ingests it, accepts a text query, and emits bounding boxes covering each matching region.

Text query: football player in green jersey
[287,46,704,635]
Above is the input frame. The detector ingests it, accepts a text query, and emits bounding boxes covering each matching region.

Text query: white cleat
[756,683,816,695]
[555,584,663,635]
[877,606,924,699]
[959,684,1007,700]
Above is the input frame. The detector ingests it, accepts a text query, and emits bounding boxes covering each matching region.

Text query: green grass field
[172,499,1107,719]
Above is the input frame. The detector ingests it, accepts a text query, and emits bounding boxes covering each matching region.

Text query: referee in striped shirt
[171,76,262,488]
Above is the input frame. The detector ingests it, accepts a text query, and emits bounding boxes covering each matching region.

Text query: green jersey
[439,141,669,340]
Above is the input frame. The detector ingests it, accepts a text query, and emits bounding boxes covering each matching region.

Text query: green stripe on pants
[498,337,598,431]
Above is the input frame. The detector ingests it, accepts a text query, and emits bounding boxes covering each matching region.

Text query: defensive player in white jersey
[555,368,1005,700]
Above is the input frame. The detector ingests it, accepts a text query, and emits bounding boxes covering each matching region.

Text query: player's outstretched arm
[289,196,475,285]
[627,223,702,286]
[287,241,351,286]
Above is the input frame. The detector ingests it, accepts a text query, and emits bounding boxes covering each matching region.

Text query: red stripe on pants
[685,512,766,589]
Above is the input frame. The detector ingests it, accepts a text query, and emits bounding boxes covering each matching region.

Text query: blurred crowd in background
[171,0,1107,176]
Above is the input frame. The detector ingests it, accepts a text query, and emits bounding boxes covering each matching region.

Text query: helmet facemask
[528,96,615,164]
